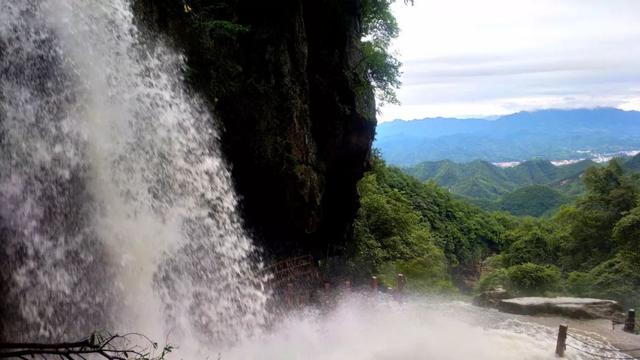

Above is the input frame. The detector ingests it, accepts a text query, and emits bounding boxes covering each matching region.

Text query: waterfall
[0,0,268,349]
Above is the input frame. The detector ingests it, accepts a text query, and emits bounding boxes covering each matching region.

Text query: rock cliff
[134,0,377,259]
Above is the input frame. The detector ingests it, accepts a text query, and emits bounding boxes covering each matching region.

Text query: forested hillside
[351,156,640,308]
[404,158,592,198]
[375,108,640,165]
[401,155,640,216]
[346,154,505,291]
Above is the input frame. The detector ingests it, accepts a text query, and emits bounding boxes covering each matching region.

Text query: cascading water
[0,0,268,349]
[1,1,637,359]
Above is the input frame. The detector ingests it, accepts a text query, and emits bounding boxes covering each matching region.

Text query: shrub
[575,252,640,307]
[502,230,552,267]
[378,254,457,295]
[505,263,562,296]
[476,268,509,293]
[566,271,592,297]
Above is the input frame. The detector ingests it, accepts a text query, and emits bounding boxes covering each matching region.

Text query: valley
[375,108,640,165]
[400,154,640,216]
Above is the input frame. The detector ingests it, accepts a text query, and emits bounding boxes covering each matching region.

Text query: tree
[612,206,640,249]
[555,160,638,270]
[505,263,561,296]
[360,0,406,107]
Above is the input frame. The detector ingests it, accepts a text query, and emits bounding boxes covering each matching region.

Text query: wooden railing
[262,255,408,310]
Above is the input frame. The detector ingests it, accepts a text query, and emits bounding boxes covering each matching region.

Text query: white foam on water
[225,295,631,360]
[0,0,268,350]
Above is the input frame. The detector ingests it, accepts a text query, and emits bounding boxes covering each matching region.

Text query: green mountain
[354,154,640,308]
[495,185,570,217]
[404,158,593,200]
[401,155,640,216]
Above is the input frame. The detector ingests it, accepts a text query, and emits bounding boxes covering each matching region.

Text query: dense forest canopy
[352,154,640,309]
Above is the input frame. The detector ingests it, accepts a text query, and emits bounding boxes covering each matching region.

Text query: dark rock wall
[134,0,376,259]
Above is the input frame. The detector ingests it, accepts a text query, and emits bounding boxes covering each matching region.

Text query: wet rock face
[497,297,625,321]
[134,0,376,259]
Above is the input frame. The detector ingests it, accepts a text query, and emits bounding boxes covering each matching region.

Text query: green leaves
[505,263,562,296]
[477,263,561,296]
[348,153,505,291]
[567,252,640,307]
[613,207,640,249]
[195,19,249,38]
[360,0,403,108]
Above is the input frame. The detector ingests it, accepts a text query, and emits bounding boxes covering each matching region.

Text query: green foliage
[361,0,403,107]
[505,263,562,296]
[402,158,589,216]
[499,218,559,266]
[195,19,249,38]
[555,160,638,269]
[476,263,562,296]
[476,268,509,293]
[379,256,457,294]
[497,185,570,217]
[503,231,552,267]
[356,151,640,306]
[566,252,640,307]
[477,159,640,307]
[349,167,434,277]
[566,271,592,297]
[349,153,505,291]
[361,41,401,106]
[612,206,640,249]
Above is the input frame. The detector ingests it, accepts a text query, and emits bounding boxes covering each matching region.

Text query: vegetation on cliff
[479,160,640,307]
[346,153,505,291]
[134,0,392,258]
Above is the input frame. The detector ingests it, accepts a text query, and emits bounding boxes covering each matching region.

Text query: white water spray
[226,295,632,360]
[0,0,268,349]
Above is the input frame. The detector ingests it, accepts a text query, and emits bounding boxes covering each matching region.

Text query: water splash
[0,0,268,349]
[225,295,632,360]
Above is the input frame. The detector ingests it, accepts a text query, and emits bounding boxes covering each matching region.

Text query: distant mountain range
[375,108,640,165]
[401,155,640,217]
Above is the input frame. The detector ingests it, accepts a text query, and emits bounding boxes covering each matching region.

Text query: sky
[378,0,640,121]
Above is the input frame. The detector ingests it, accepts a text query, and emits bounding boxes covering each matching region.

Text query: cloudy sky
[378,0,640,121]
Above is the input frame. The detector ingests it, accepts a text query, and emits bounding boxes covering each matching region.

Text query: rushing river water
[226,295,633,360]
[0,1,636,359]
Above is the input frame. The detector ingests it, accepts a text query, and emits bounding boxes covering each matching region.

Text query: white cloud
[378,0,640,121]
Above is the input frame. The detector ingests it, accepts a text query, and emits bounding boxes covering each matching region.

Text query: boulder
[497,297,625,320]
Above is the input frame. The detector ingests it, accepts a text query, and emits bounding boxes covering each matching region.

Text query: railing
[261,255,408,310]
[262,255,320,288]
[555,310,638,358]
